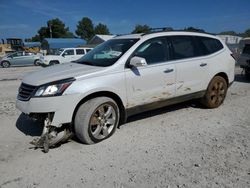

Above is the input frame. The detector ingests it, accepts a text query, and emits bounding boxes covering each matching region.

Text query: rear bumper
[16,93,82,127]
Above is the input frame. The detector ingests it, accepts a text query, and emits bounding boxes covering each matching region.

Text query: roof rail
[142,28,216,36]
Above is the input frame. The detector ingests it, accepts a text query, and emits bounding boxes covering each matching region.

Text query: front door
[125,37,176,108]
[61,49,75,63]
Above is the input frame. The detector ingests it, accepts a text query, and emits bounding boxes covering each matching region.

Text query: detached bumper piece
[30,113,73,153]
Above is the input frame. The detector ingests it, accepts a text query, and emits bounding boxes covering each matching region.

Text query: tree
[131,24,151,34]
[94,23,110,35]
[29,18,74,42]
[47,18,74,38]
[75,17,95,41]
[218,31,237,36]
[184,27,205,33]
[244,28,250,37]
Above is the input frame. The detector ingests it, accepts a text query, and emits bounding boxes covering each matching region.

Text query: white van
[40,47,92,66]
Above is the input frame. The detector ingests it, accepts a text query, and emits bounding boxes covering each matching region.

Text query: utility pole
[49,24,52,38]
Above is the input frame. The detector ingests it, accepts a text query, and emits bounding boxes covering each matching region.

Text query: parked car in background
[16,31,235,152]
[0,51,41,68]
[40,47,92,66]
[238,38,250,78]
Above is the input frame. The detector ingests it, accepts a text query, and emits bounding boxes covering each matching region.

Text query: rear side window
[197,37,223,55]
[242,44,250,55]
[170,36,197,60]
[76,49,85,55]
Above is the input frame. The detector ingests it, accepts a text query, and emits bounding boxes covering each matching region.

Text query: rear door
[169,35,209,96]
[125,37,176,108]
[75,48,85,61]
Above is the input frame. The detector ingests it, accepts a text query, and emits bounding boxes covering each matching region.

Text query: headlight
[34,78,75,97]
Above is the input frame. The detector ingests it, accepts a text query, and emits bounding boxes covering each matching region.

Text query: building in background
[23,42,41,54]
[88,35,116,45]
[41,38,86,54]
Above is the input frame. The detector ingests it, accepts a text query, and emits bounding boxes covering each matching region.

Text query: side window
[63,49,74,56]
[12,52,23,57]
[242,44,250,55]
[86,49,92,53]
[133,38,169,65]
[76,49,85,55]
[198,37,223,55]
[170,36,197,60]
[24,52,33,56]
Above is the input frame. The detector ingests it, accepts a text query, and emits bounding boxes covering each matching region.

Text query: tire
[201,76,228,108]
[34,59,40,66]
[49,61,59,66]
[1,61,10,68]
[74,97,120,144]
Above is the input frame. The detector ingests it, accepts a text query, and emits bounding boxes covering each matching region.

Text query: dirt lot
[0,66,249,188]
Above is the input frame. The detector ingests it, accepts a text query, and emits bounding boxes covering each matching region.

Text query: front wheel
[1,61,10,68]
[201,76,228,108]
[74,97,120,144]
[34,59,40,66]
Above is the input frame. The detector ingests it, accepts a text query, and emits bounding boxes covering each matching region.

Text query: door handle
[200,63,207,67]
[164,68,174,73]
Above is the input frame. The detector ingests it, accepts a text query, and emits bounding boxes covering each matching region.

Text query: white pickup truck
[40,47,92,66]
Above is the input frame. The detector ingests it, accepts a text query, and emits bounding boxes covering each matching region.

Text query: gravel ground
[0,66,249,188]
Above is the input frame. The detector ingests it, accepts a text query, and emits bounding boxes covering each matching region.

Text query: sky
[0,0,250,39]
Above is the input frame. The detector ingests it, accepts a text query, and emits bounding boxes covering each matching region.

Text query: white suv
[16,31,235,151]
[40,47,92,66]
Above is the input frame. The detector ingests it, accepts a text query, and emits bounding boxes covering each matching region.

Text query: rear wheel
[74,97,119,144]
[201,76,228,108]
[1,61,10,68]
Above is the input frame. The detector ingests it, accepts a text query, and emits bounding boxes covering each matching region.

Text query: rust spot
[166,83,174,86]
[184,87,191,91]
[126,103,136,108]
[177,84,183,90]
[162,92,171,96]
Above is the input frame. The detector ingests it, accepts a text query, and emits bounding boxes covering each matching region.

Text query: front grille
[18,83,37,101]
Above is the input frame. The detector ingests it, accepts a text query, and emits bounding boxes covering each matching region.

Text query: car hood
[22,63,105,86]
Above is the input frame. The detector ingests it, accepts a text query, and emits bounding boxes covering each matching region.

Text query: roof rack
[142,27,216,36]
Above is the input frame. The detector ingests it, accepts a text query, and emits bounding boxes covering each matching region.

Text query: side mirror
[129,56,147,67]
[62,53,65,57]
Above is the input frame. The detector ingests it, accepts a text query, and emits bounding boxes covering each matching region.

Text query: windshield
[75,38,139,67]
[50,48,64,55]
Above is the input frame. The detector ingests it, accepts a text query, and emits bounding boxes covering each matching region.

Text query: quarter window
[197,37,223,55]
[133,38,169,64]
[170,36,196,60]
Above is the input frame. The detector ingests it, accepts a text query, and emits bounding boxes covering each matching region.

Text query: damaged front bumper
[16,93,82,127]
